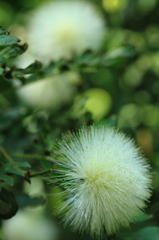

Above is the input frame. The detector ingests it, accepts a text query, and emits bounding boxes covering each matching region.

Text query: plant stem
[11,153,49,160]
[29,169,52,178]
[0,146,13,162]
[24,168,53,184]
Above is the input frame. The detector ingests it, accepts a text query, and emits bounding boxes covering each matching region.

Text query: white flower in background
[2,178,59,240]
[2,210,58,240]
[53,125,151,237]
[17,72,80,110]
[14,52,81,111]
[27,0,105,61]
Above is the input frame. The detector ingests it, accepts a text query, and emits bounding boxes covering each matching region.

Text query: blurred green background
[0,0,159,239]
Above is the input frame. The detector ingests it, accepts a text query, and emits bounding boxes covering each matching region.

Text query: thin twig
[0,146,13,162]
[28,169,52,178]
[24,168,53,184]
[11,153,49,160]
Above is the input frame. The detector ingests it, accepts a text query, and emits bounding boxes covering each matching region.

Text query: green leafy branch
[0,146,53,187]
[0,25,136,224]
[0,145,52,220]
[0,25,135,92]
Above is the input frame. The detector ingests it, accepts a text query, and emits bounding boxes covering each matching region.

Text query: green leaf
[0,43,28,58]
[40,159,53,170]
[5,161,31,168]
[0,67,4,75]
[26,71,44,83]
[76,51,100,67]
[0,174,14,186]
[101,46,135,67]
[121,227,159,240]
[95,115,117,128]
[15,193,46,208]
[13,60,42,76]
[0,109,20,131]
[0,35,20,46]
[0,26,10,35]
[42,61,56,75]
[0,55,6,66]
[134,213,153,222]
[107,115,117,127]
[5,168,25,177]
[0,188,18,219]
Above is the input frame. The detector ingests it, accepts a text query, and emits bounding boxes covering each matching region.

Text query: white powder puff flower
[17,72,79,110]
[53,125,151,237]
[2,209,59,240]
[27,0,105,61]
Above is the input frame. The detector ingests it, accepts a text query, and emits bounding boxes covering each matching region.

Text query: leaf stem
[24,168,53,184]
[11,153,49,160]
[0,146,13,162]
[28,169,52,178]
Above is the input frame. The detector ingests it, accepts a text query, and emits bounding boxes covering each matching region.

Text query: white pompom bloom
[53,125,152,237]
[2,209,59,240]
[17,72,79,110]
[27,0,105,61]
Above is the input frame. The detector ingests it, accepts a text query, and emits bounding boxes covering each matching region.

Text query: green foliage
[0,26,136,228]
[0,26,10,35]
[0,188,18,219]
[0,174,13,186]
[134,213,153,223]
[0,45,135,85]
[0,157,31,186]
[0,43,28,59]
[121,227,159,240]
[13,60,42,75]
[15,193,46,208]
[0,0,159,237]
[0,35,20,46]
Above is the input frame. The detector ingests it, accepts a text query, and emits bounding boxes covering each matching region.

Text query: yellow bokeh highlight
[83,88,112,121]
[102,0,127,12]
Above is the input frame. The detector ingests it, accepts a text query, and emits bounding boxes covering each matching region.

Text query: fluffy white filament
[27,0,105,61]
[53,125,151,237]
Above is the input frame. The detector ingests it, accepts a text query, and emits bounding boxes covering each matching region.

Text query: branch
[0,146,13,162]
[11,153,49,160]
[28,169,52,178]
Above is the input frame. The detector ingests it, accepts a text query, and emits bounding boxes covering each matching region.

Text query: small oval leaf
[0,26,10,35]
[0,43,28,58]
[0,35,20,46]
[5,168,25,177]
[5,161,31,168]
[14,60,42,76]
[0,174,14,186]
